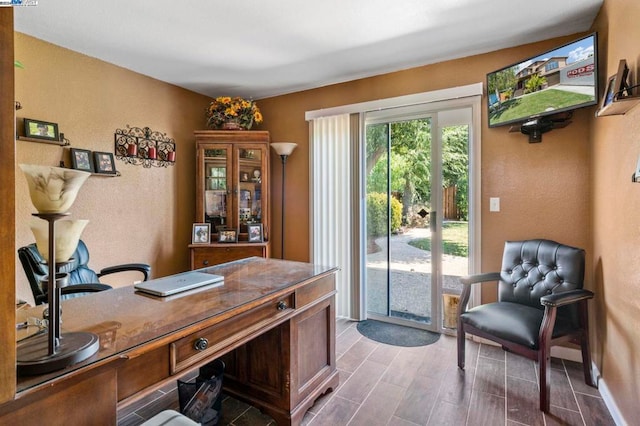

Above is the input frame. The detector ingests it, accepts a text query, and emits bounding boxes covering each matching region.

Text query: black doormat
[356,319,440,347]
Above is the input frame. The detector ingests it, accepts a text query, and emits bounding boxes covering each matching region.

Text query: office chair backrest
[19,240,101,305]
[498,239,585,314]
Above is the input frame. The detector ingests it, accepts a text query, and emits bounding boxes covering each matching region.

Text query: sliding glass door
[364,105,473,332]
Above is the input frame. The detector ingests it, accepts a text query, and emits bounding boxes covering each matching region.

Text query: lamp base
[17,331,100,376]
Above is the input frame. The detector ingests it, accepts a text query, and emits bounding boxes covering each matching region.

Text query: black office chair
[457,239,595,412]
[19,240,151,305]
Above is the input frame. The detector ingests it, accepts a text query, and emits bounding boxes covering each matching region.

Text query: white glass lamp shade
[270,142,298,156]
[20,164,91,213]
[30,218,89,263]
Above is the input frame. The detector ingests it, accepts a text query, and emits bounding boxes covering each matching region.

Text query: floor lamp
[270,142,297,259]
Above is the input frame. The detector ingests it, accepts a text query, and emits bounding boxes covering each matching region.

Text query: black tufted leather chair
[457,239,595,412]
[19,240,151,305]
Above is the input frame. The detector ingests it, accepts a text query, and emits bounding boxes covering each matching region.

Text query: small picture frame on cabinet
[192,223,211,244]
[218,228,237,243]
[247,223,263,243]
[70,148,94,172]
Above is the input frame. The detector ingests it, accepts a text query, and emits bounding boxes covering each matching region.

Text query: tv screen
[487,33,598,128]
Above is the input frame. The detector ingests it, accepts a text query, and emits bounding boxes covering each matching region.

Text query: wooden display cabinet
[190,131,270,269]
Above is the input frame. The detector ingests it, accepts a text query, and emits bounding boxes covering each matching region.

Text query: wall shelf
[596,94,640,116]
[17,136,70,146]
[89,171,120,177]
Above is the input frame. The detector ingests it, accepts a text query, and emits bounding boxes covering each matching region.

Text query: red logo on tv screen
[567,63,595,78]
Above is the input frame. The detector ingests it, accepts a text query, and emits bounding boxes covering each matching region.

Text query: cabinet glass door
[236,147,263,236]
[204,148,231,231]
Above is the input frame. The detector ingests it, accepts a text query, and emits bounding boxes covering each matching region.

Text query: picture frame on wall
[70,148,94,173]
[601,59,631,110]
[192,223,211,244]
[93,151,117,174]
[24,118,60,142]
[247,223,263,243]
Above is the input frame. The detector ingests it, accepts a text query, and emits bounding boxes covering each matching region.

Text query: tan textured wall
[260,36,592,282]
[590,0,640,420]
[14,33,210,304]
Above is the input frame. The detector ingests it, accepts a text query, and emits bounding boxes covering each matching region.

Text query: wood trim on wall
[0,7,17,403]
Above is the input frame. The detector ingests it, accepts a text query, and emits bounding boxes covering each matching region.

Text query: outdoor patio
[366,227,467,323]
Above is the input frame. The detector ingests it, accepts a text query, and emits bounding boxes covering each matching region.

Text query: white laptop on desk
[134,271,224,297]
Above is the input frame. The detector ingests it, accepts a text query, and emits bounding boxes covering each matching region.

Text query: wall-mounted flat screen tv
[487,33,598,128]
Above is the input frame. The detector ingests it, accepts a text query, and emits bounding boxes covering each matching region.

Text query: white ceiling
[14,0,603,100]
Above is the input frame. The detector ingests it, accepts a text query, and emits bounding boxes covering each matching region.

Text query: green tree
[366,119,469,224]
[366,119,431,224]
[488,66,518,98]
[367,192,402,236]
[442,125,469,220]
[524,74,547,94]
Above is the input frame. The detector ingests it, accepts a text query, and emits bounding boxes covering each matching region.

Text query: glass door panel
[440,124,470,330]
[365,116,435,328]
[204,147,230,232]
[237,148,264,235]
[365,122,390,317]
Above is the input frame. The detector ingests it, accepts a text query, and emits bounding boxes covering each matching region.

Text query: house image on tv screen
[487,34,597,127]
[513,57,594,97]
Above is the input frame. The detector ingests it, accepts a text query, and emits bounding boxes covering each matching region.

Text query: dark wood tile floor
[117,318,615,426]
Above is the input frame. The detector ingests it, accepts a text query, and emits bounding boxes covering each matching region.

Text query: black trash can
[177,359,225,425]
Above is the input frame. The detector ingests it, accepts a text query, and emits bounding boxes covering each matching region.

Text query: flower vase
[222,120,243,130]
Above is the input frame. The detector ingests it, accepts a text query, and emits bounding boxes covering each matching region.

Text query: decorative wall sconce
[114,125,176,168]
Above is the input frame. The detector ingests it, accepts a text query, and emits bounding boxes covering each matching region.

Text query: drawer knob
[203,260,209,266]
[193,337,209,351]
[277,301,288,311]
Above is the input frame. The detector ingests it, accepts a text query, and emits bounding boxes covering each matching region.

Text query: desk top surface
[16,257,336,392]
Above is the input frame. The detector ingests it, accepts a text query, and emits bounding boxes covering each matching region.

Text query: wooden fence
[443,185,459,220]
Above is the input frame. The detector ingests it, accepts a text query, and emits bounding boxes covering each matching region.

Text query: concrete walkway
[366,227,467,323]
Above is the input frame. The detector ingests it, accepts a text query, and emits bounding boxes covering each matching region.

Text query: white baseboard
[591,363,627,426]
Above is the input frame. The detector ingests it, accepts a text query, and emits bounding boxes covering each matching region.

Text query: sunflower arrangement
[206,96,263,130]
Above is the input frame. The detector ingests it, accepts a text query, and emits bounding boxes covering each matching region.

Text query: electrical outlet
[489,197,500,212]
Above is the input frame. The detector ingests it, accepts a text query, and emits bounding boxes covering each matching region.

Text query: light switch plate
[489,197,500,212]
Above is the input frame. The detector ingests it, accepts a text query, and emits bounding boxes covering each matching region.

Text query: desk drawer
[170,292,294,373]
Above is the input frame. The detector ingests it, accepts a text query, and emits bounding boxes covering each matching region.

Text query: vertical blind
[310,114,354,318]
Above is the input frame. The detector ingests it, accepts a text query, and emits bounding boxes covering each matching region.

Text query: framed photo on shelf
[93,151,117,174]
[218,228,237,243]
[192,223,211,244]
[601,59,631,110]
[24,118,59,142]
[70,148,94,173]
[247,223,263,243]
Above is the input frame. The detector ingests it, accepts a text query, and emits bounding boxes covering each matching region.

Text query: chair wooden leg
[579,301,596,387]
[538,342,551,412]
[538,307,557,412]
[457,321,465,370]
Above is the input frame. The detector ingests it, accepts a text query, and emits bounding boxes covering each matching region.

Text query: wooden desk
[2,258,338,425]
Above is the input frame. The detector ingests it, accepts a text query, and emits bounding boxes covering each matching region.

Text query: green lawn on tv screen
[490,89,594,125]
